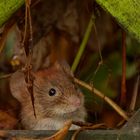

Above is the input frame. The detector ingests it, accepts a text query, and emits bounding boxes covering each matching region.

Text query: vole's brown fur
[10,62,86,130]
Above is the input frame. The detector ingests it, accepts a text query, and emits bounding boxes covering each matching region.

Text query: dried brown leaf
[43,120,72,140]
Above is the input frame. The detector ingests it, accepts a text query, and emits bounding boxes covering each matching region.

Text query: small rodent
[10,61,86,130]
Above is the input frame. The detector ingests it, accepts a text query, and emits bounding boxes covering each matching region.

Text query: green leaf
[0,0,24,27]
[96,0,140,42]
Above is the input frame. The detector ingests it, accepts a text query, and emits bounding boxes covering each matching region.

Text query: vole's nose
[69,96,81,107]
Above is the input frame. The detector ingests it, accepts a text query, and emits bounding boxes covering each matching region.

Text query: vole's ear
[10,71,29,102]
[54,60,74,77]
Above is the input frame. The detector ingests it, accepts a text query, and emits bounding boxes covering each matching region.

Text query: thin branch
[21,1,28,46]
[72,121,95,127]
[71,16,94,72]
[71,123,105,140]
[93,21,103,67]
[93,22,103,63]
[92,21,103,75]
[120,31,126,106]
[0,73,12,79]
[129,75,140,111]
[22,0,36,118]
[74,78,129,121]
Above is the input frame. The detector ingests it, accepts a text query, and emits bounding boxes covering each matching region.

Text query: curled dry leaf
[43,120,72,140]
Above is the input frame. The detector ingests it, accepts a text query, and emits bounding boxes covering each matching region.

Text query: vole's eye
[49,88,56,96]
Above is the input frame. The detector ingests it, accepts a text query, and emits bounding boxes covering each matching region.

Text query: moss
[0,0,24,27]
[96,0,140,42]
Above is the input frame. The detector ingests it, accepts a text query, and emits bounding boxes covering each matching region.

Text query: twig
[93,20,103,75]
[129,75,140,111]
[120,31,126,106]
[0,73,12,79]
[74,78,129,121]
[22,1,28,46]
[71,123,105,140]
[117,119,126,128]
[72,121,94,127]
[71,16,94,72]
[22,0,36,118]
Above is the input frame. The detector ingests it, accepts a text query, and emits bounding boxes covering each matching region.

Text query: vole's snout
[69,96,81,107]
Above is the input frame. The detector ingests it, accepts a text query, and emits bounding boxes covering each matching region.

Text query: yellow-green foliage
[96,0,140,42]
[0,0,24,27]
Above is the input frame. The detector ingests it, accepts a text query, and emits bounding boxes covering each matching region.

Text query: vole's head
[34,61,84,117]
[10,61,85,118]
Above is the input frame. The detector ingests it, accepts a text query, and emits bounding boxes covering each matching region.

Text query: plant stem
[120,31,126,106]
[129,75,139,111]
[71,16,93,72]
[74,78,129,121]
